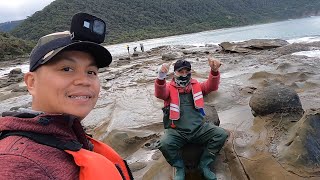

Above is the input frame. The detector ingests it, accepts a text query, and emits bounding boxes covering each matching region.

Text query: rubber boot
[172,160,185,180]
[199,150,217,180]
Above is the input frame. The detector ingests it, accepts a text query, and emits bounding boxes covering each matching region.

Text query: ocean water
[1,16,320,77]
[292,50,320,57]
[105,16,320,56]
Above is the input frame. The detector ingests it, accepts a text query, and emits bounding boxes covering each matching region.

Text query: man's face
[24,50,100,120]
[174,68,192,87]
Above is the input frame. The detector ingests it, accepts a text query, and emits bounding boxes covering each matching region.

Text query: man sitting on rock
[154,58,228,180]
[0,14,133,179]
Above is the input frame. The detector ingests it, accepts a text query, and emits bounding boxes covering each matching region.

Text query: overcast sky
[0,0,56,23]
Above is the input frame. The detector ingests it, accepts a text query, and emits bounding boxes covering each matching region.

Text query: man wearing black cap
[154,58,228,180]
[0,30,132,179]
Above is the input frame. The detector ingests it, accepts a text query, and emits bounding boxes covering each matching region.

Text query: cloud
[0,0,55,23]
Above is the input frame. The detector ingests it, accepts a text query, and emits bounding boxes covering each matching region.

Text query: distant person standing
[126,44,130,55]
[140,43,144,52]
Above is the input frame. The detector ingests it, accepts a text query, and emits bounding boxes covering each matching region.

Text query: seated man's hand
[208,57,222,72]
[157,63,171,80]
[160,63,171,73]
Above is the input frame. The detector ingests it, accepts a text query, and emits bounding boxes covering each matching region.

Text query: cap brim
[175,66,191,71]
[42,41,112,68]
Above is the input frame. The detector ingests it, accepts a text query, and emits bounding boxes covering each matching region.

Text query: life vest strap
[0,130,133,180]
[0,130,83,151]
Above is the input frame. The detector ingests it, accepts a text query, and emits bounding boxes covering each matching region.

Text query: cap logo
[43,50,55,60]
[70,32,75,40]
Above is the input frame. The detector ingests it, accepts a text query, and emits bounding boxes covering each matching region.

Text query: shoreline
[1,38,320,179]
[1,35,320,78]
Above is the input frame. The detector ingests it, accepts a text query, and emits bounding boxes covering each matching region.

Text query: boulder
[306,41,320,48]
[0,68,25,88]
[182,50,197,55]
[219,42,250,53]
[203,104,220,126]
[9,102,32,111]
[9,68,22,75]
[249,85,304,116]
[219,39,289,53]
[0,81,9,88]
[0,72,24,88]
[279,109,320,176]
[243,39,289,49]
[98,67,108,73]
[10,74,24,82]
[276,43,311,55]
[132,51,140,57]
[161,52,180,61]
[11,86,28,92]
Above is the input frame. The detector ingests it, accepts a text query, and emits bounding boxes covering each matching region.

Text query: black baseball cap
[174,59,191,71]
[29,31,112,72]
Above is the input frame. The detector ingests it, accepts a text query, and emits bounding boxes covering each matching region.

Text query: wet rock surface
[279,109,320,177]
[1,39,320,179]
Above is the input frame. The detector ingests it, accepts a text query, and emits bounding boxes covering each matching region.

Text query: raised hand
[208,57,222,72]
[159,62,171,74]
[157,62,172,80]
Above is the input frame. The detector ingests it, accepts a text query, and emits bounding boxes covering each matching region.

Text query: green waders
[159,94,228,180]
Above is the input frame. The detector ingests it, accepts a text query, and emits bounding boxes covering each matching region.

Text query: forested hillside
[0,20,23,32]
[11,0,320,44]
[0,33,34,61]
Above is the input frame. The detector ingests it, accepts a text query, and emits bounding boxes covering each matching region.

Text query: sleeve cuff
[156,79,166,85]
[158,71,167,80]
[210,70,220,76]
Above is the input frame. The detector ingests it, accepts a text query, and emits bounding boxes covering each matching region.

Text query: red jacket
[154,70,220,106]
[0,112,132,180]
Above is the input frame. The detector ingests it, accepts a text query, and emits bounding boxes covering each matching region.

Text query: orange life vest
[169,80,205,121]
[66,136,132,180]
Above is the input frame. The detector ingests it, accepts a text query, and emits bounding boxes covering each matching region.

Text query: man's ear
[24,72,36,95]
